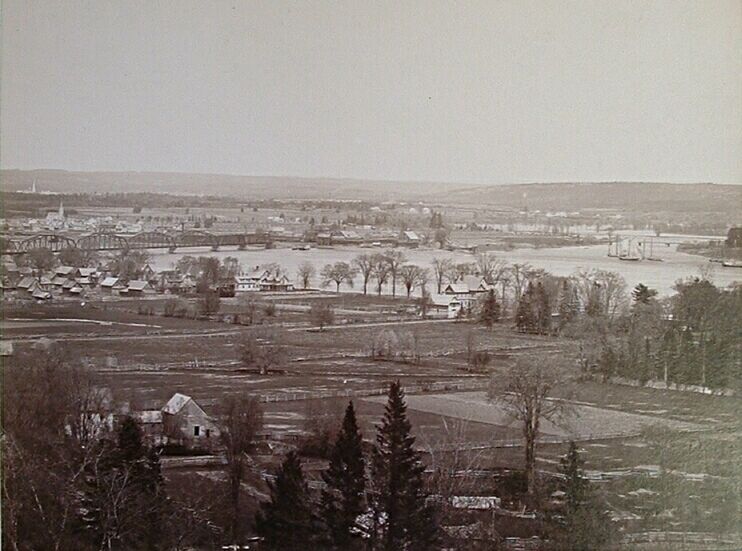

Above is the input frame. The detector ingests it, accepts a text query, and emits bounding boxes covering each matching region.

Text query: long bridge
[0,230,275,256]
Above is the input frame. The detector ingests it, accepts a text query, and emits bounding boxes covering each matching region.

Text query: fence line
[256,379,487,404]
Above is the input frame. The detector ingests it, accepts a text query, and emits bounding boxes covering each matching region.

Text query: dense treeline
[506,268,741,390]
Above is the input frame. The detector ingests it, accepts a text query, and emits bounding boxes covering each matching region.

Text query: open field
[3,294,740,545]
[363,391,705,439]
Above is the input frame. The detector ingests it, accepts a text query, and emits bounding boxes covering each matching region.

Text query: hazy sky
[2,1,741,183]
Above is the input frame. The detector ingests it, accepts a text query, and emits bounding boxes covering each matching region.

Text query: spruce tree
[370,381,438,550]
[255,451,318,550]
[515,283,536,333]
[554,441,614,551]
[535,282,551,334]
[478,289,501,329]
[560,441,587,514]
[557,280,579,328]
[320,401,366,549]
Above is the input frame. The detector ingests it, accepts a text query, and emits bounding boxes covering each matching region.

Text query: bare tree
[508,263,535,303]
[352,253,375,295]
[310,302,334,331]
[238,294,259,325]
[320,262,356,293]
[370,253,391,295]
[220,395,264,544]
[447,262,477,284]
[1,344,116,551]
[475,253,508,286]
[489,357,568,494]
[417,286,433,319]
[399,264,426,298]
[384,250,407,297]
[431,257,454,293]
[573,268,628,320]
[296,261,316,289]
[239,332,287,375]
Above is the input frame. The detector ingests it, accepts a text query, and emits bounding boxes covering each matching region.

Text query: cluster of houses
[1,259,296,301]
[1,263,159,301]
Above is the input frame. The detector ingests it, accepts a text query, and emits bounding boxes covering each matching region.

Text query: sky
[2,1,741,184]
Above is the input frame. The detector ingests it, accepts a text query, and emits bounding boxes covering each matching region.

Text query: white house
[442,276,491,310]
[430,294,463,319]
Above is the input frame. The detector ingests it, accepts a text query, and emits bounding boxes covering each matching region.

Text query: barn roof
[162,392,192,415]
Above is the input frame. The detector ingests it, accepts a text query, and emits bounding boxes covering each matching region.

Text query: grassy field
[4,296,739,541]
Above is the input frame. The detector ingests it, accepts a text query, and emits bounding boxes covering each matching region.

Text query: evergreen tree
[557,280,579,328]
[370,381,439,550]
[118,416,145,462]
[478,289,501,329]
[320,401,366,549]
[560,442,587,514]
[552,441,614,551]
[255,451,318,550]
[515,283,536,333]
[535,281,552,334]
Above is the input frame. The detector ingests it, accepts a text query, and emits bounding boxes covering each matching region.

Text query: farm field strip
[363,391,706,439]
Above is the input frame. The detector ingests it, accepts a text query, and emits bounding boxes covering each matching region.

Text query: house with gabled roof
[430,294,463,318]
[100,276,126,295]
[399,230,422,248]
[442,276,491,311]
[161,392,220,447]
[259,273,294,292]
[126,280,156,295]
[17,276,39,293]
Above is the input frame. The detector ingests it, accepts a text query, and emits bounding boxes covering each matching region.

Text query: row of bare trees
[318,251,431,297]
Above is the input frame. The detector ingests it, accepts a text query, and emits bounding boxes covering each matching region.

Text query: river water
[147,244,739,297]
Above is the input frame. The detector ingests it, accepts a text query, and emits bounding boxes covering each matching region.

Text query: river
[146,244,740,297]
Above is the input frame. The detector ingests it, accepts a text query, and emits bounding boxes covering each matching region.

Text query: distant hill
[432,182,742,213]
[1,170,739,213]
[0,170,450,202]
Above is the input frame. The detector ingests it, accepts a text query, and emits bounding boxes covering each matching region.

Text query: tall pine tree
[515,283,536,333]
[534,281,552,334]
[320,401,366,549]
[478,289,501,329]
[553,441,614,551]
[370,381,438,550]
[255,451,319,550]
[557,279,579,329]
